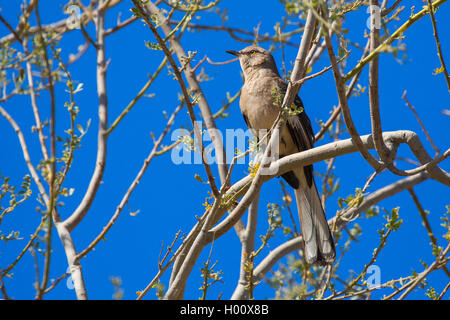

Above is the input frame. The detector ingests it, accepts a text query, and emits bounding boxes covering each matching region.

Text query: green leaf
[145,41,162,51]
[384,207,402,231]
[194,174,205,184]
[130,7,141,17]
[77,124,84,134]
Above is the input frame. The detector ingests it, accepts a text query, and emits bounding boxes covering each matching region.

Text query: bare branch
[402,91,440,155]
[314,38,371,142]
[408,188,450,277]
[133,0,220,198]
[0,106,48,202]
[381,0,403,17]
[34,3,58,299]
[168,20,301,48]
[105,57,168,136]
[54,222,88,299]
[321,4,382,170]
[426,0,450,93]
[0,13,22,44]
[0,0,124,45]
[253,172,429,286]
[344,0,448,81]
[438,281,450,300]
[24,41,51,164]
[76,103,183,261]
[43,272,70,295]
[145,1,229,185]
[230,192,260,300]
[63,1,109,232]
[0,218,44,279]
[208,130,450,243]
[369,0,391,164]
[398,243,450,299]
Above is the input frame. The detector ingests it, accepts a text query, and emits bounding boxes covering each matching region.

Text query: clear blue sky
[0,0,449,299]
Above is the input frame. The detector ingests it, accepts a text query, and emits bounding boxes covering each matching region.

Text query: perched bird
[226,45,335,265]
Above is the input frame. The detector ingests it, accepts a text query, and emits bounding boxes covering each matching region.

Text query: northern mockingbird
[227,45,335,265]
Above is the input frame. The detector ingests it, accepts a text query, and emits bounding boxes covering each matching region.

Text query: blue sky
[0,0,449,299]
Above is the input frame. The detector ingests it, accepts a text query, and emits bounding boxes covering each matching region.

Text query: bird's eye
[250,50,256,55]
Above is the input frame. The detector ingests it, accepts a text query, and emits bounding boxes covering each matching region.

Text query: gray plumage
[227,45,335,265]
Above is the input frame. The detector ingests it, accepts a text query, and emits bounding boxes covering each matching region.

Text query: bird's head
[226,45,278,78]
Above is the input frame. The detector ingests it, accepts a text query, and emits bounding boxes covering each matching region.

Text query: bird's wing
[277,81,335,266]
[279,82,315,188]
[286,95,314,150]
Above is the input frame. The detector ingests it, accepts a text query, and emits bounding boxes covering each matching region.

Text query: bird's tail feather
[293,168,335,265]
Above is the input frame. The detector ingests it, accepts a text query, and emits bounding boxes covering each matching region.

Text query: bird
[226,45,335,265]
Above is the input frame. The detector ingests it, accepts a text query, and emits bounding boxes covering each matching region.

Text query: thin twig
[381,0,403,17]
[438,281,450,300]
[398,244,450,299]
[136,212,208,300]
[344,0,448,82]
[0,0,123,45]
[134,0,220,197]
[402,91,440,156]
[0,106,49,202]
[0,218,45,279]
[77,103,183,261]
[279,180,299,236]
[251,172,429,291]
[28,246,41,297]
[23,36,51,165]
[426,0,450,93]
[106,56,168,136]
[408,188,450,277]
[168,20,301,47]
[43,272,70,294]
[314,39,370,142]
[146,1,229,188]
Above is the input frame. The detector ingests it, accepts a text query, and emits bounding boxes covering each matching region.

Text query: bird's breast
[240,79,280,131]
[239,78,298,156]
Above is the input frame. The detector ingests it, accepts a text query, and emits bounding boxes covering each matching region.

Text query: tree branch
[0,106,48,202]
[426,0,450,93]
[321,2,382,170]
[231,192,260,300]
[207,130,450,242]
[145,1,229,184]
[132,0,220,197]
[76,103,183,261]
[344,0,448,81]
[398,243,450,299]
[368,0,391,164]
[253,172,430,286]
[63,1,109,232]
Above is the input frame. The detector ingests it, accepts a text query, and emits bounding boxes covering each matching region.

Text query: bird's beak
[226,50,240,57]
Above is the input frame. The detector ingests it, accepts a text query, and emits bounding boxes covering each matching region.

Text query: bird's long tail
[293,168,335,265]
